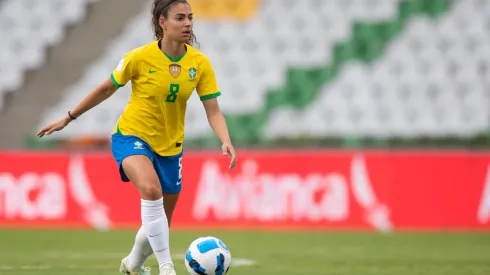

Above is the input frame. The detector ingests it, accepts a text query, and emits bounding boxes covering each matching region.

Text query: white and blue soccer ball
[184,236,232,275]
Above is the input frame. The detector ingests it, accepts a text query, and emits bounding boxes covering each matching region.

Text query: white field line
[37,251,256,267]
[175,253,256,267]
[42,251,125,259]
[0,265,50,270]
[0,265,120,270]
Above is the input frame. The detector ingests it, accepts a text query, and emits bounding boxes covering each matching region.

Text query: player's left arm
[202,99,236,168]
[198,57,237,169]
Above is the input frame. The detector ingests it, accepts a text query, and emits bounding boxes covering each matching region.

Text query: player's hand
[222,143,237,169]
[37,116,72,138]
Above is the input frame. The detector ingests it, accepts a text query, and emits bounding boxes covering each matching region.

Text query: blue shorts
[111,133,183,194]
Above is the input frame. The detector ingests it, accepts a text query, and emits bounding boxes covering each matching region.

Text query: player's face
[161,3,193,43]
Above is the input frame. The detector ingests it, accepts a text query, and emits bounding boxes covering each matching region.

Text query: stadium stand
[34,0,400,142]
[0,0,99,109]
[265,0,489,140]
[0,0,146,149]
[4,0,489,149]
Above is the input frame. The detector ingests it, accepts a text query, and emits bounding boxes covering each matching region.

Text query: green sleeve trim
[200,91,221,101]
[111,73,124,88]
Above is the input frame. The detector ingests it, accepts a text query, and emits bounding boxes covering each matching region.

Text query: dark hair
[152,0,198,46]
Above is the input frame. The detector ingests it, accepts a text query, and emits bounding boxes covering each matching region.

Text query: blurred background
[0,0,490,274]
[0,0,489,150]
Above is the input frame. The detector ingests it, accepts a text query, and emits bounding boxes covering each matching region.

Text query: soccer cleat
[159,263,176,275]
[119,256,152,275]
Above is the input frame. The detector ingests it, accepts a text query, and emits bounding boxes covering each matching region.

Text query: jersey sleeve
[196,56,221,101]
[110,51,138,88]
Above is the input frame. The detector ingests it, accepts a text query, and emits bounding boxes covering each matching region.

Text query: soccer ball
[184,236,232,275]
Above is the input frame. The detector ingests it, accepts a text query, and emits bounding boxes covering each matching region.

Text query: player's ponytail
[151,0,198,46]
[151,0,165,40]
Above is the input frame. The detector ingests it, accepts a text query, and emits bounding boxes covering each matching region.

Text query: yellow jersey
[110,41,220,156]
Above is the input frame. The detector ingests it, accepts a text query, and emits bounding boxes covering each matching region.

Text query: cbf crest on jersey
[169,64,181,78]
[189,67,197,80]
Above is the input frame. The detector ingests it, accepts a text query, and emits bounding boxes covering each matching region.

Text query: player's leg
[124,192,180,272]
[112,134,155,274]
[121,149,183,275]
[125,192,180,271]
[125,225,153,272]
[122,155,174,274]
[142,151,183,274]
[162,192,180,226]
[158,151,184,226]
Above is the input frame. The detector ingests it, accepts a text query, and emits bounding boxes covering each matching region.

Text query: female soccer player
[37,0,237,274]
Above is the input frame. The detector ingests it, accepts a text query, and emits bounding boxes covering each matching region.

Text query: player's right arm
[37,51,137,138]
[36,77,117,137]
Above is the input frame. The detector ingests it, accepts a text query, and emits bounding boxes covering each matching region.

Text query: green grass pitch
[0,229,489,274]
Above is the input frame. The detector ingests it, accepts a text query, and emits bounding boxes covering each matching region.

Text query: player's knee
[140,181,162,200]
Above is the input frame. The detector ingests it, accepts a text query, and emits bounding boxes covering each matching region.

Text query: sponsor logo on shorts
[134,141,144,150]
